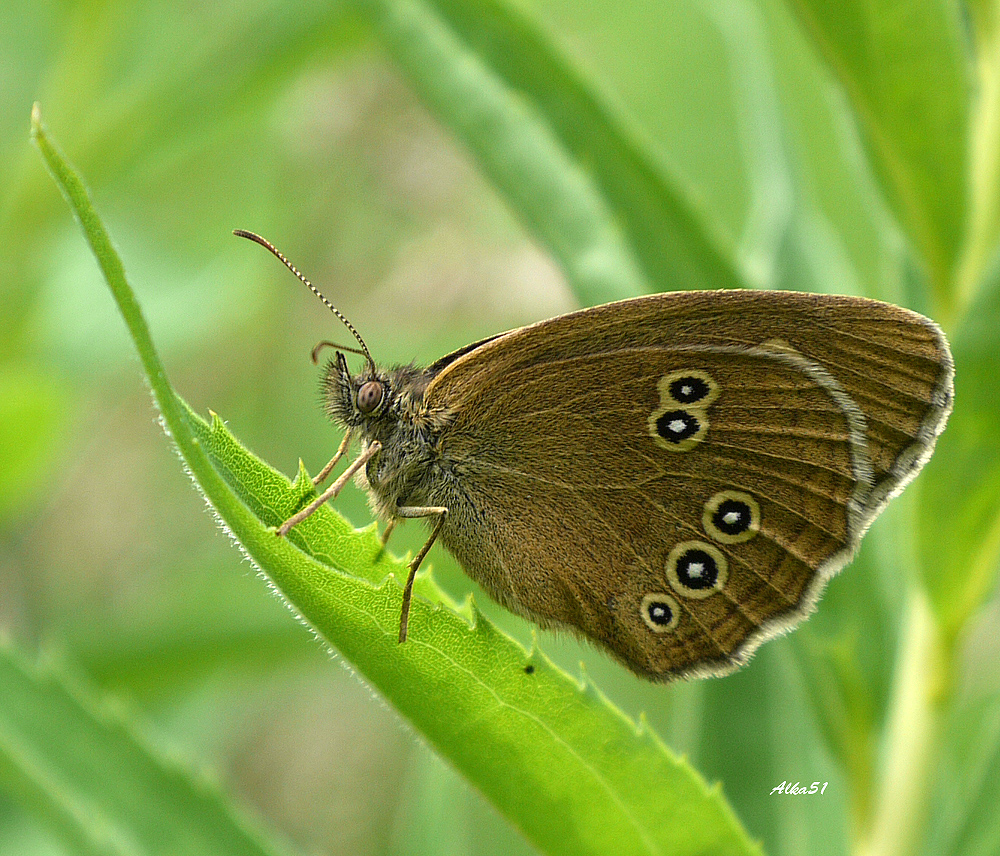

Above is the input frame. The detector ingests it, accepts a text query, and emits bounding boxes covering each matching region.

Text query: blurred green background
[2,0,998,854]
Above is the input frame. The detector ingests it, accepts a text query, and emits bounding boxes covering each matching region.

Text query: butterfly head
[319,349,435,439]
[321,349,389,428]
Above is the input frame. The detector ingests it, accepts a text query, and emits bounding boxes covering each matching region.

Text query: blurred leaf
[354,0,746,303]
[919,278,1000,636]
[0,365,68,521]
[33,106,762,856]
[1,0,365,365]
[0,640,297,856]
[763,652,850,856]
[786,0,971,309]
[793,636,876,826]
[921,607,1000,856]
[73,575,320,700]
[958,1,1000,315]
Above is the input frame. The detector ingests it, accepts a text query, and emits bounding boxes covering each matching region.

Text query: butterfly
[237,230,953,680]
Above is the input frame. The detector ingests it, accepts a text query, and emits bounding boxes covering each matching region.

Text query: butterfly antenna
[234,229,376,374]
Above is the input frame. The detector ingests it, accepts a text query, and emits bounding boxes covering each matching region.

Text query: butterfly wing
[423,290,952,679]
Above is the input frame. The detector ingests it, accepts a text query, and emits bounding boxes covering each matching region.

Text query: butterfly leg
[394,505,448,643]
[312,431,352,486]
[380,519,397,546]
[372,518,397,563]
[277,440,382,537]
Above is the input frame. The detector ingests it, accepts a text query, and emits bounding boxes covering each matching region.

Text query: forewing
[424,291,951,678]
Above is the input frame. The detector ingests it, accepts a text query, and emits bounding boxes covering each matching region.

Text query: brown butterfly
[237,230,953,681]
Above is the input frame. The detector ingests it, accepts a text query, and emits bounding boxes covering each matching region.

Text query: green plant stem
[856,588,945,856]
[956,2,1000,324]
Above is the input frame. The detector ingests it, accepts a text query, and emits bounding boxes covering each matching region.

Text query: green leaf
[353,0,745,303]
[193,408,765,856]
[32,106,762,856]
[0,640,296,856]
[785,0,971,310]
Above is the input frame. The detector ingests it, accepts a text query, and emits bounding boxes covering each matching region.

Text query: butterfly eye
[356,380,385,414]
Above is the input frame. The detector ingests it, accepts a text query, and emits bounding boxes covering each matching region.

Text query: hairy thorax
[331,364,455,521]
